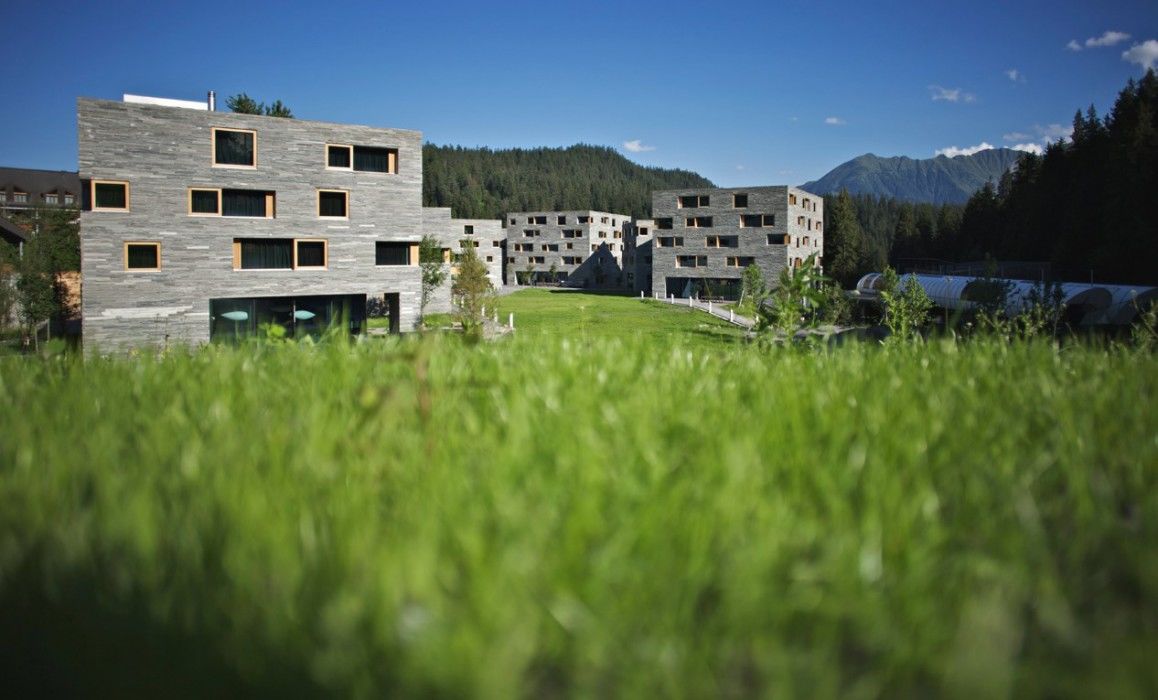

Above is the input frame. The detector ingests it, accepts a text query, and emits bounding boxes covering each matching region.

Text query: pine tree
[825,189,869,287]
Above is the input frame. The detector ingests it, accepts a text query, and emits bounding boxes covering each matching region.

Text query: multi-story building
[649,186,823,299]
[504,210,630,287]
[0,167,82,216]
[78,94,424,350]
[421,207,505,313]
[623,219,654,295]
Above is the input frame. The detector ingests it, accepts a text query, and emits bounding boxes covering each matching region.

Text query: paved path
[651,295,757,329]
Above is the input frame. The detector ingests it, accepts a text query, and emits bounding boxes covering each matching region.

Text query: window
[726,256,755,267]
[789,194,797,205]
[318,190,348,218]
[532,256,545,264]
[541,244,558,251]
[508,257,515,263]
[598,231,607,239]
[639,227,648,236]
[124,242,160,270]
[557,215,566,224]
[562,229,583,238]
[12,191,28,204]
[657,236,683,247]
[352,146,398,173]
[705,235,738,248]
[326,144,352,169]
[510,218,516,225]
[577,215,592,224]
[464,225,474,235]
[685,216,713,228]
[44,193,59,205]
[678,194,709,208]
[296,240,327,268]
[816,221,823,232]
[212,127,256,167]
[676,255,707,268]
[63,194,75,205]
[802,197,811,209]
[655,218,673,230]
[486,255,493,262]
[733,194,748,208]
[529,215,547,225]
[492,240,501,247]
[767,233,787,245]
[92,181,129,211]
[189,188,275,217]
[803,236,810,246]
[524,229,538,237]
[565,243,573,250]
[375,241,413,265]
[741,214,775,227]
[233,238,328,270]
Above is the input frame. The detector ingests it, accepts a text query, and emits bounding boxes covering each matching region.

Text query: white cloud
[929,85,976,103]
[1123,39,1158,72]
[1037,123,1072,142]
[1003,131,1031,142]
[1087,30,1131,48]
[622,139,655,153]
[1066,39,1083,51]
[824,116,846,125]
[1005,68,1025,83]
[1010,143,1044,155]
[935,142,995,158]
[735,165,745,171]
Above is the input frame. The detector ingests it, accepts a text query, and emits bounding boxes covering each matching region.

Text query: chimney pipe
[207,91,216,112]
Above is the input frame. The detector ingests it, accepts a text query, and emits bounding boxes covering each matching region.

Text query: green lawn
[1,334,1155,696]
[498,288,746,348]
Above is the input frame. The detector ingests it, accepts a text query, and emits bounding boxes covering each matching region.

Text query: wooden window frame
[211,127,258,169]
[91,180,130,212]
[294,239,329,269]
[317,189,350,219]
[124,241,160,271]
[326,144,354,171]
[188,188,275,218]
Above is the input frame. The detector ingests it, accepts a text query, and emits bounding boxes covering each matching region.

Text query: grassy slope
[0,323,1156,695]
[498,289,746,349]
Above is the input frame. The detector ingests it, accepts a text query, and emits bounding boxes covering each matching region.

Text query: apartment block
[422,206,505,313]
[623,219,654,295]
[504,210,629,288]
[78,95,424,350]
[649,186,823,299]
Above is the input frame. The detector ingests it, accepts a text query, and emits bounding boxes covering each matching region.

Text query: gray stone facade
[421,207,505,314]
[624,219,654,295]
[503,210,630,288]
[649,186,823,299]
[78,97,424,350]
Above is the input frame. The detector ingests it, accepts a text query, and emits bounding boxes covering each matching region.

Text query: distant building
[504,210,630,288]
[421,207,505,313]
[78,95,425,350]
[649,186,823,299]
[0,167,82,216]
[623,219,654,295]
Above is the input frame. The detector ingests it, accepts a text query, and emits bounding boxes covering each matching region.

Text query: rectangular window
[726,256,756,267]
[234,238,326,270]
[733,194,748,208]
[557,215,566,224]
[705,235,738,248]
[190,188,220,214]
[486,255,493,262]
[44,194,59,205]
[685,216,713,228]
[678,195,709,208]
[353,146,398,173]
[464,225,474,235]
[189,188,274,217]
[524,229,538,237]
[657,236,684,247]
[532,256,545,264]
[326,144,352,169]
[63,194,75,205]
[295,240,327,269]
[375,241,411,266]
[124,242,160,270]
[509,218,516,225]
[789,194,797,205]
[92,180,129,211]
[816,221,823,232]
[676,255,708,268]
[12,191,28,204]
[212,127,256,167]
[741,214,775,227]
[655,218,673,230]
[318,190,349,218]
[577,215,591,223]
[797,216,805,225]
[767,233,788,245]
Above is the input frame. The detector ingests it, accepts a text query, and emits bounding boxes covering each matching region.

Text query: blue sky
[2,0,1155,186]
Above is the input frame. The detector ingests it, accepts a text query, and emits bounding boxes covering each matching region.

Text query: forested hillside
[803,149,1023,204]
[822,70,1158,287]
[423,144,714,220]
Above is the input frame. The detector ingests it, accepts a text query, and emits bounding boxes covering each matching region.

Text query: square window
[327,144,352,169]
[212,128,256,167]
[63,194,75,205]
[92,181,129,211]
[464,225,474,235]
[190,189,220,214]
[557,216,566,224]
[733,194,748,208]
[295,240,327,268]
[125,242,160,270]
[318,190,348,218]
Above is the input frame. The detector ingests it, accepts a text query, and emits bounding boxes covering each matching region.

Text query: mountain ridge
[802,148,1026,204]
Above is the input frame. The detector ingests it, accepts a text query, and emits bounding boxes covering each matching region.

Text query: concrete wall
[649,186,824,299]
[503,210,630,288]
[421,207,505,316]
[78,98,424,350]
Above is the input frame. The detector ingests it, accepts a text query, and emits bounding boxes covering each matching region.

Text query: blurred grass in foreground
[0,335,1155,697]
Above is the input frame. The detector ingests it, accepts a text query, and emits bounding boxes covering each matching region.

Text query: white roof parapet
[123,94,208,110]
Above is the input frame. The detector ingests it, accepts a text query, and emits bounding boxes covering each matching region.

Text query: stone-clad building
[421,206,505,313]
[504,210,630,288]
[623,219,654,295]
[649,186,823,299]
[78,95,424,349]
